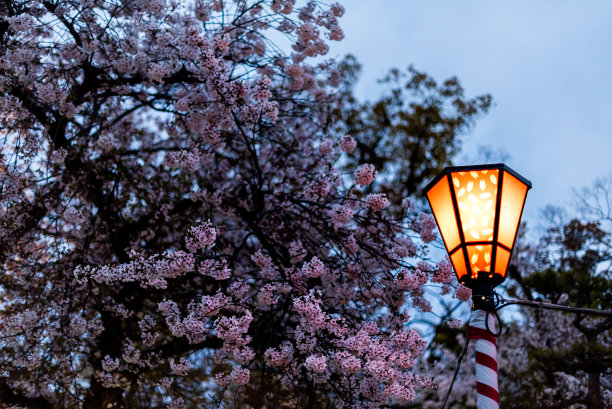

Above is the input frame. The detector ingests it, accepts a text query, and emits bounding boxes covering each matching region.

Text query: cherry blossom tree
[0,1,495,408]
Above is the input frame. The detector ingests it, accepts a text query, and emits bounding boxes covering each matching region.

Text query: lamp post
[424,164,532,409]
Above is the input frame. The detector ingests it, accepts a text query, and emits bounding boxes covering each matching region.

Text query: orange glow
[426,176,461,252]
[451,170,499,244]
[424,164,530,286]
[466,244,493,278]
[494,246,511,278]
[498,171,528,249]
[450,250,468,280]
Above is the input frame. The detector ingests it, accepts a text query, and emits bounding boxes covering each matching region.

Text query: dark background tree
[330,55,492,204]
[498,213,612,409]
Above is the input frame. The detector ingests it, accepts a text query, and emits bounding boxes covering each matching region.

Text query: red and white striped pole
[468,309,499,409]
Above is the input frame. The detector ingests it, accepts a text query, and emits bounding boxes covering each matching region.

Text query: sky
[326,1,612,227]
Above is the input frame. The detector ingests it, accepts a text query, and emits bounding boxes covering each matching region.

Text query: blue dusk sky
[328,1,612,228]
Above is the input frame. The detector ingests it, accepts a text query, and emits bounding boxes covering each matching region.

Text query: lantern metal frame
[424,163,532,292]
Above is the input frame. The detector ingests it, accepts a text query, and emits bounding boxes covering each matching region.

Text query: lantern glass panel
[426,177,461,252]
[498,171,528,249]
[451,169,499,243]
[450,250,468,281]
[466,244,493,278]
[494,246,511,277]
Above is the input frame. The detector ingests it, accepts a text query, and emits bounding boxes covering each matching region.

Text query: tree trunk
[586,371,603,409]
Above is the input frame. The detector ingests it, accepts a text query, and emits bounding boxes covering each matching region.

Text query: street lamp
[424,164,531,309]
[425,163,531,409]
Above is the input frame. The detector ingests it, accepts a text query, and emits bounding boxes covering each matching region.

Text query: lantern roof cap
[424,163,533,193]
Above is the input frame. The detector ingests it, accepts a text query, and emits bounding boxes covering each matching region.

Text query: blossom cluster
[355,164,378,187]
[366,193,390,212]
[416,212,437,243]
[76,251,195,289]
[290,291,432,402]
[332,203,354,228]
[185,220,217,252]
[339,134,357,153]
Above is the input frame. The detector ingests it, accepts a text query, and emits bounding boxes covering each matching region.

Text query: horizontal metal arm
[497,298,612,318]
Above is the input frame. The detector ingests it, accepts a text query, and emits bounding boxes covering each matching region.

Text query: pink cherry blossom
[366,193,390,211]
[229,366,250,385]
[169,357,190,376]
[454,285,472,301]
[185,220,217,252]
[305,354,328,374]
[101,356,120,372]
[339,134,357,153]
[355,163,378,187]
[332,203,353,227]
[319,139,334,155]
[432,259,453,283]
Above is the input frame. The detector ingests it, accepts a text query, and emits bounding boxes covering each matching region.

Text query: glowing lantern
[425,164,531,288]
